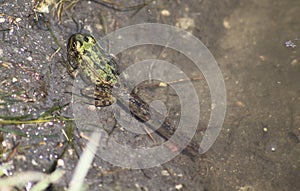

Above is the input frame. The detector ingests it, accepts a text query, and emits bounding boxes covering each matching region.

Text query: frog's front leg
[81,84,115,107]
[67,67,80,79]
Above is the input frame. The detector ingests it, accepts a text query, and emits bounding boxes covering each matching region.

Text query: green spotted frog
[66,33,190,153]
[67,33,119,106]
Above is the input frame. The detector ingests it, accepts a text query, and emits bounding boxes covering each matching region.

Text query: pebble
[161,170,170,176]
[161,9,170,16]
[259,55,266,61]
[31,159,38,166]
[263,127,268,132]
[26,56,33,61]
[223,18,231,29]
[290,59,298,66]
[12,77,18,83]
[0,17,5,23]
[236,101,245,107]
[176,17,195,31]
[175,184,183,190]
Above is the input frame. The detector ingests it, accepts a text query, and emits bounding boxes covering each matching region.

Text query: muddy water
[0,0,299,190]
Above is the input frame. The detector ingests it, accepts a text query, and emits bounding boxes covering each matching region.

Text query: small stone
[34,0,51,13]
[95,24,103,32]
[285,40,296,48]
[271,146,276,152]
[290,59,298,66]
[223,18,231,29]
[161,170,170,176]
[26,56,33,61]
[175,184,183,190]
[236,101,245,107]
[159,82,167,87]
[0,17,5,23]
[31,159,38,166]
[161,9,170,16]
[57,159,65,167]
[12,77,18,83]
[259,55,266,61]
[87,105,96,111]
[176,17,195,31]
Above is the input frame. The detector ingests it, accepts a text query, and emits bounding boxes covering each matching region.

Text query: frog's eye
[106,76,112,81]
[83,36,89,42]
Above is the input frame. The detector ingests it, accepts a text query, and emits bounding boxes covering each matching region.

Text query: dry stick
[136,76,204,89]
[4,142,21,162]
[143,126,156,143]
[89,0,150,12]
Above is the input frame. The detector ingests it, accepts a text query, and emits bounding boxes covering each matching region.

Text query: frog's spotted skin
[67,33,119,106]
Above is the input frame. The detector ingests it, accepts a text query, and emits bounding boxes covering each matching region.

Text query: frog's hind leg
[94,85,115,107]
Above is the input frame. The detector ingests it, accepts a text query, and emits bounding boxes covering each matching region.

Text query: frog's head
[67,33,97,55]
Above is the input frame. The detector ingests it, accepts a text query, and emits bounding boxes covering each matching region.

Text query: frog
[66,34,183,150]
[67,33,119,107]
